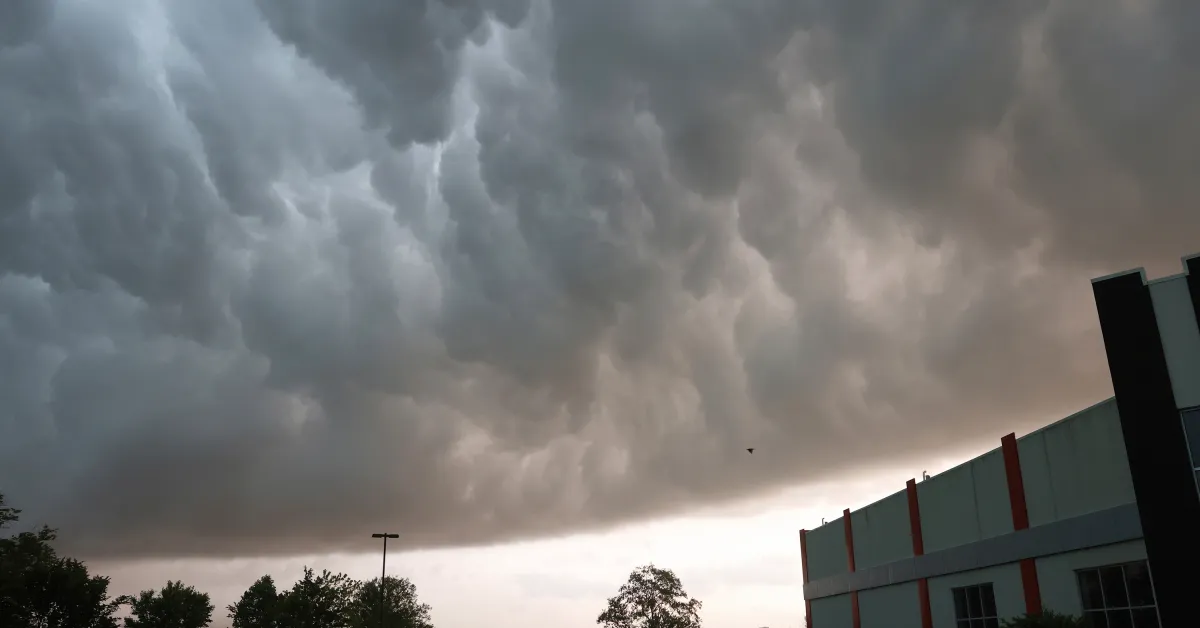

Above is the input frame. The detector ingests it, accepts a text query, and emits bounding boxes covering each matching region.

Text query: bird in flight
[746,448,755,454]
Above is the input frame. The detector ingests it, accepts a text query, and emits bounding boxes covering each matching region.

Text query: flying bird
[746,448,755,454]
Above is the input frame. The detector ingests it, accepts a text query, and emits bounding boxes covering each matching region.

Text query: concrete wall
[807,516,849,581]
[928,563,1024,627]
[859,581,921,628]
[1017,399,1136,526]
[850,488,912,571]
[1036,539,1148,618]
[1148,275,1200,410]
[918,448,1013,554]
[811,592,853,628]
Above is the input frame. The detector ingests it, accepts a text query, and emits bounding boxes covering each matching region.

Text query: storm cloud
[1,0,1197,558]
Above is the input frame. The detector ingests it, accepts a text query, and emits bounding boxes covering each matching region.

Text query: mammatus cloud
[0,0,1197,558]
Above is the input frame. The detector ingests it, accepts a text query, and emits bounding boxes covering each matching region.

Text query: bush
[1000,610,1085,628]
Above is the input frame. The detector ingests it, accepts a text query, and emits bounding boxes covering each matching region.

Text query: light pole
[371,533,398,628]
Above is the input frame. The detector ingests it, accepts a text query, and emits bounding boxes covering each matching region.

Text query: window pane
[1124,561,1155,607]
[957,622,971,628]
[981,583,997,617]
[954,587,968,619]
[1107,609,1133,628]
[967,586,982,618]
[984,619,999,628]
[1084,610,1109,628]
[1079,569,1105,610]
[1131,608,1160,628]
[971,620,985,628]
[1100,566,1129,607]
[1183,409,1200,462]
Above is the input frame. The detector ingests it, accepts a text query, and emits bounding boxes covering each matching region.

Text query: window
[1076,560,1159,628]
[952,583,999,628]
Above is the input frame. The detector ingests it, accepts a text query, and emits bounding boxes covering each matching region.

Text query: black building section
[1187,256,1200,343]
[1092,270,1200,628]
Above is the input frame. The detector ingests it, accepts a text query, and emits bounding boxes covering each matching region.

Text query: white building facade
[799,255,1200,628]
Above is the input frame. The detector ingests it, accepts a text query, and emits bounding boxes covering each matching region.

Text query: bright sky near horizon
[94,445,991,628]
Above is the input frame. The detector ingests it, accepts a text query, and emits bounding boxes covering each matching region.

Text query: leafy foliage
[597,564,702,628]
[349,576,435,628]
[228,575,282,628]
[277,567,360,628]
[1000,610,1085,628]
[121,580,215,628]
[0,493,124,628]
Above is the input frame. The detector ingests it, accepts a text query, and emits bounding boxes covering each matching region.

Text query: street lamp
[371,533,399,628]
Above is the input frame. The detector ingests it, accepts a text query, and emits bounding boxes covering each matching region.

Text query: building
[799,255,1200,628]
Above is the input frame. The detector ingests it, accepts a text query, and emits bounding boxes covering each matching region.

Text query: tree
[1000,610,1085,628]
[228,575,282,628]
[597,564,702,628]
[349,576,434,628]
[277,566,360,628]
[122,580,215,628]
[0,492,123,628]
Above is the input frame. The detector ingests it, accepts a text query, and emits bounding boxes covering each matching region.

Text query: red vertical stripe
[907,479,933,628]
[1002,433,1031,530]
[1002,433,1042,615]
[842,508,856,572]
[843,508,860,628]
[800,529,812,628]
[917,579,932,628]
[1020,559,1043,614]
[906,479,925,556]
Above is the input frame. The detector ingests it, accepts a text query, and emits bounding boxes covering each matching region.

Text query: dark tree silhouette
[0,492,123,628]
[350,576,434,628]
[277,567,359,628]
[1000,610,1085,628]
[228,575,282,628]
[597,564,702,628]
[121,580,214,628]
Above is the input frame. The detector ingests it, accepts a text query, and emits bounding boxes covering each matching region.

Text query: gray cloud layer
[1,0,1197,558]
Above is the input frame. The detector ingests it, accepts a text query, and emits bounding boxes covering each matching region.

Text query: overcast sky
[2,0,1199,625]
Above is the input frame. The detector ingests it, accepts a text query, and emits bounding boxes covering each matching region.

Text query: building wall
[806,515,849,581]
[928,563,1024,628]
[1017,399,1137,527]
[917,447,1012,554]
[1148,275,1200,409]
[858,581,921,628]
[810,592,853,628]
[1035,540,1148,617]
[850,488,912,570]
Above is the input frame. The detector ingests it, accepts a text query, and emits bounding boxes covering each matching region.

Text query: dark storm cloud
[0,0,1197,558]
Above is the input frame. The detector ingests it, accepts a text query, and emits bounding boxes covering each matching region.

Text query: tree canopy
[3,491,441,628]
[121,580,214,627]
[597,564,702,628]
[0,492,124,628]
[228,575,282,628]
[350,576,435,628]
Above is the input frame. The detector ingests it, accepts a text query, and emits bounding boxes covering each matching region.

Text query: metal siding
[918,462,981,554]
[1017,430,1058,527]
[928,563,1024,627]
[807,517,850,581]
[972,448,1014,540]
[804,503,1142,600]
[1042,401,1136,521]
[1034,539,1148,618]
[811,592,854,628]
[852,489,913,571]
[858,581,921,628]
[1149,276,1200,409]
